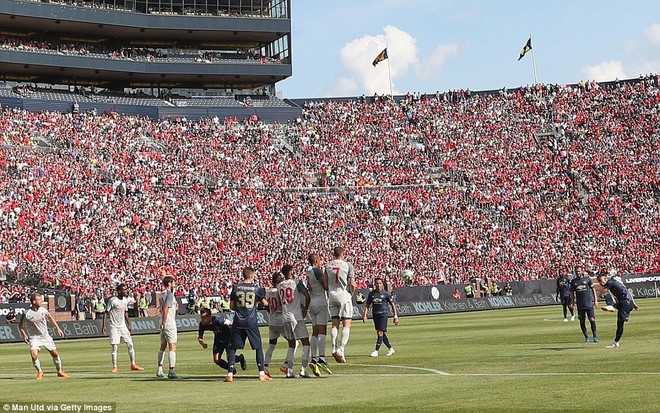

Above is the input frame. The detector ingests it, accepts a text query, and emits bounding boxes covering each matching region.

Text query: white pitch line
[350,363,450,376]
[455,372,660,377]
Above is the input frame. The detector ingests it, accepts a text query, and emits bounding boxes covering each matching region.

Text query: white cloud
[326,25,462,97]
[581,61,627,82]
[326,25,419,96]
[644,23,660,44]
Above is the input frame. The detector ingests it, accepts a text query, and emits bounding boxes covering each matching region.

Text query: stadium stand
[0,75,658,303]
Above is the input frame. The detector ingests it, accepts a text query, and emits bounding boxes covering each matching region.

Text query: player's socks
[127,342,136,365]
[376,336,383,350]
[264,343,276,367]
[286,347,295,370]
[382,334,391,348]
[330,327,338,352]
[111,344,119,368]
[318,334,327,360]
[340,327,350,348]
[310,335,318,361]
[53,356,62,372]
[301,345,310,370]
[168,351,176,371]
[157,350,165,375]
[33,359,41,372]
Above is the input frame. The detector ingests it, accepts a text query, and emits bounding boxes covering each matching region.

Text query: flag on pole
[372,48,388,66]
[518,37,532,61]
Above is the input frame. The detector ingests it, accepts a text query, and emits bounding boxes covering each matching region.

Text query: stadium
[0,1,659,412]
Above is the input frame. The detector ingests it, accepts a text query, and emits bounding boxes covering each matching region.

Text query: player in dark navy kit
[597,273,638,348]
[569,267,598,343]
[362,277,399,357]
[197,307,246,375]
[555,272,575,322]
[225,267,270,382]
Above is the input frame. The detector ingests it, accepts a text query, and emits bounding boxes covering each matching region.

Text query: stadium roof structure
[0,0,292,91]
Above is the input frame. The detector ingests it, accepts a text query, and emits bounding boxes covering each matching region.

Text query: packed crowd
[0,35,281,66]
[0,75,658,301]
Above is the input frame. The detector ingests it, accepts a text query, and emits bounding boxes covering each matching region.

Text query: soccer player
[597,273,638,348]
[324,246,356,363]
[555,271,575,322]
[263,271,286,377]
[278,264,311,378]
[362,277,399,357]
[102,283,144,373]
[198,307,246,375]
[18,292,69,380]
[569,267,598,343]
[225,266,270,382]
[306,253,332,376]
[157,275,179,379]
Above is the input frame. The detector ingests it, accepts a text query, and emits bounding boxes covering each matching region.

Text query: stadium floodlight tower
[0,0,292,99]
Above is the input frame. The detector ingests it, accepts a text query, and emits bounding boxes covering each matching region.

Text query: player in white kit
[263,271,287,378]
[278,264,311,378]
[157,275,178,379]
[324,247,356,363]
[306,253,332,376]
[102,283,144,373]
[18,292,69,380]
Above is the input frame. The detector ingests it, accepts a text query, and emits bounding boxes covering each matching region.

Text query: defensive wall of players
[1,273,657,343]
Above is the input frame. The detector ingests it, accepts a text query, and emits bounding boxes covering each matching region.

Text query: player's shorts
[212,335,229,355]
[283,319,309,341]
[328,299,353,320]
[160,325,177,344]
[230,327,262,350]
[577,306,596,320]
[559,296,570,306]
[372,314,389,332]
[109,326,133,345]
[309,304,329,326]
[616,300,633,322]
[29,335,57,352]
[268,324,285,341]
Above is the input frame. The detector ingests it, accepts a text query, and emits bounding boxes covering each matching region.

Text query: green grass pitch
[2,300,660,413]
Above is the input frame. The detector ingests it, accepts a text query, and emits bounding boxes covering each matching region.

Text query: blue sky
[277,0,660,99]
